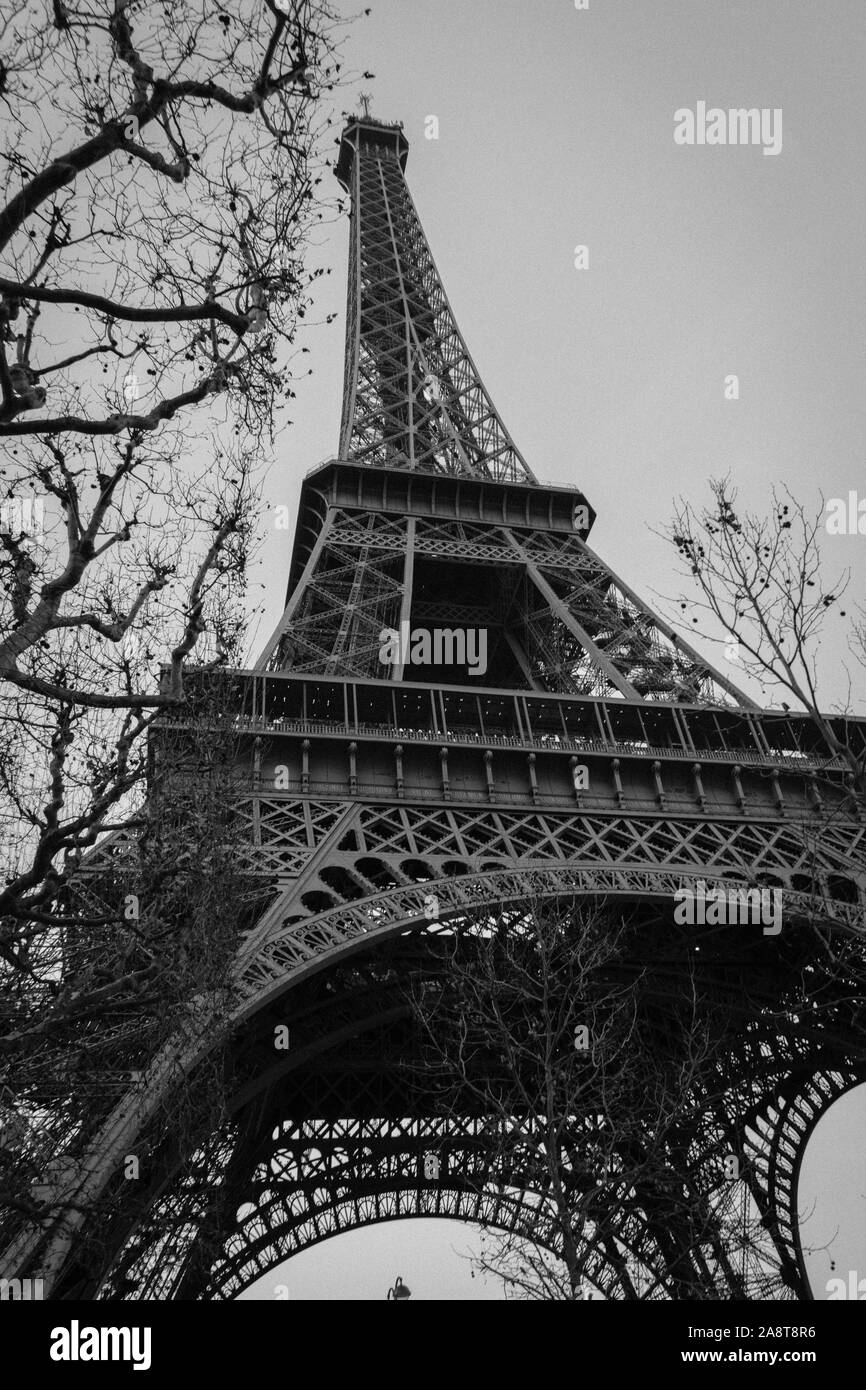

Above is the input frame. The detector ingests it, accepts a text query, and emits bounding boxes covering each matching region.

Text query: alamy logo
[674,880,782,936]
[49,1320,152,1372]
[826,1271,866,1300]
[825,492,866,536]
[379,622,487,676]
[674,103,782,156]
[0,496,44,539]
[0,1277,44,1300]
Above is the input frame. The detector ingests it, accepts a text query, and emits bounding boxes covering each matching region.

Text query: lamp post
[387,1275,412,1300]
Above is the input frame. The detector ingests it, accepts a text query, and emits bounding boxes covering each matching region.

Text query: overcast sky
[243,0,866,1299]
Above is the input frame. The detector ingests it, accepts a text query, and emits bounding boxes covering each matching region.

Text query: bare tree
[0,0,360,1288]
[0,670,262,1283]
[664,478,865,804]
[409,897,793,1301]
[0,0,353,977]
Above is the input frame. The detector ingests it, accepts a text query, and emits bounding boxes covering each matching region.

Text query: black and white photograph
[0,0,864,1367]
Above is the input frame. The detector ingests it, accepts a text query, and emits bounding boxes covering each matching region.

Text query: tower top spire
[335,113,408,190]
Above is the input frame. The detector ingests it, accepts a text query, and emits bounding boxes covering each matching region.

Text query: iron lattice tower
[8,116,866,1301]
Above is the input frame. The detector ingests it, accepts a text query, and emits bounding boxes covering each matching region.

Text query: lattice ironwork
[5,113,866,1305]
[262,503,752,703]
[78,928,864,1302]
[258,116,752,706]
[336,119,535,483]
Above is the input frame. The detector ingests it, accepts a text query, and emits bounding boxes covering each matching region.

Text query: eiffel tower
[9,113,866,1302]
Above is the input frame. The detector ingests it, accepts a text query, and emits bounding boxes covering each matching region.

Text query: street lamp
[387,1276,412,1300]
